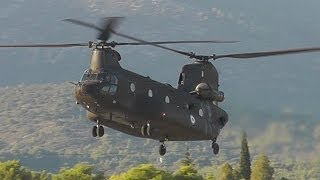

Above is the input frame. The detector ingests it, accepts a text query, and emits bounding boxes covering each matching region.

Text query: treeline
[0,132,283,180]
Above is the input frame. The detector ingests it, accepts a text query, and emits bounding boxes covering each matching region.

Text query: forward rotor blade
[0,43,88,48]
[115,40,239,46]
[111,31,193,57]
[98,17,123,41]
[63,17,123,41]
[63,19,103,32]
[214,47,320,60]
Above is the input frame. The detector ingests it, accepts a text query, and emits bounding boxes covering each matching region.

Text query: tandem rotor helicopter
[1,17,320,156]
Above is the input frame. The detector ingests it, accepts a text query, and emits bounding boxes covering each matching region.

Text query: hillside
[0,0,319,120]
[0,83,319,174]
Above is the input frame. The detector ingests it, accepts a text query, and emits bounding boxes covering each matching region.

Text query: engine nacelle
[194,83,224,102]
[212,90,224,102]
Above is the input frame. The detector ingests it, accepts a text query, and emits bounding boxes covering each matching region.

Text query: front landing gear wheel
[98,125,104,137]
[92,126,97,137]
[212,142,219,155]
[159,143,166,156]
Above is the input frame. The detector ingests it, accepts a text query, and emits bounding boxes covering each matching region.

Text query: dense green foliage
[239,131,251,180]
[52,163,104,180]
[109,164,172,180]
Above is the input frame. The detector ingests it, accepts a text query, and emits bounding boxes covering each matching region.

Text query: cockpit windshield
[80,70,118,82]
[81,70,96,81]
[80,69,118,95]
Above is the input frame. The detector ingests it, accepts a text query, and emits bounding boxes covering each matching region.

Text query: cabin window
[165,96,170,103]
[190,115,196,125]
[148,89,153,97]
[130,83,136,92]
[199,109,204,117]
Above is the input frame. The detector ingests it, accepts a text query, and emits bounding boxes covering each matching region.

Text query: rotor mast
[88,41,121,73]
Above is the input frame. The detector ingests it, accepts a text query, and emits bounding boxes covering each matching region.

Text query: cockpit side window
[100,73,118,95]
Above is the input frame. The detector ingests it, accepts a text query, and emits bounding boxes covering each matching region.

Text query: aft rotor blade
[116,40,239,46]
[0,43,88,48]
[214,47,320,60]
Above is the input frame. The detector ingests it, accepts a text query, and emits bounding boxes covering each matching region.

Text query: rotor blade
[98,17,123,41]
[115,40,239,46]
[0,43,88,48]
[214,47,320,60]
[63,19,103,32]
[63,17,123,41]
[111,30,193,57]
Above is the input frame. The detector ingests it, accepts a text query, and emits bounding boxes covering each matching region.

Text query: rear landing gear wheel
[159,143,166,156]
[98,125,104,137]
[141,122,152,136]
[92,126,97,137]
[146,123,152,136]
[212,142,219,155]
[141,124,148,136]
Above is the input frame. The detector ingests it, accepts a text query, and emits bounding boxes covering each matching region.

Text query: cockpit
[80,69,118,95]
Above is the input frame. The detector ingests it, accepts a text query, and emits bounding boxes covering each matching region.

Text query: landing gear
[92,125,97,137]
[159,142,166,156]
[98,125,104,137]
[212,142,219,155]
[141,122,152,136]
[92,121,104,137]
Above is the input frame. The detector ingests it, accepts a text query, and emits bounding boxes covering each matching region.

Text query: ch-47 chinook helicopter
[2,17,320,156]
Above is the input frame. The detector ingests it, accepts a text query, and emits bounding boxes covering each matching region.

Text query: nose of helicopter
[75,81,100,98]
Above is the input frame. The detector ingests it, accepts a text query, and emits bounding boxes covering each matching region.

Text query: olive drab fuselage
[75,47,228,142]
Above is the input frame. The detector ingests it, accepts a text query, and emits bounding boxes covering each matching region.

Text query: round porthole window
[130,83,136,92]
[190,115,196,125]
[199,109,204,117]
[148,89,153,97]
[165,96,170,103]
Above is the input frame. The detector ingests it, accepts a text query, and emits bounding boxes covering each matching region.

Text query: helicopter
[1,17,320,156]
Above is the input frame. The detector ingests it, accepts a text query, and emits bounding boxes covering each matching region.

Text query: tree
[52,163,104,180]
[109,164,172,180]
[0,160,32,180]
[232,168,241,180]
[179,147,194,167]
[239,131,251,180]
[31,170,49,180]
[174,165,204,180]
[205,173,216,180]
[219,163,234,180]
[251,154,274,180]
